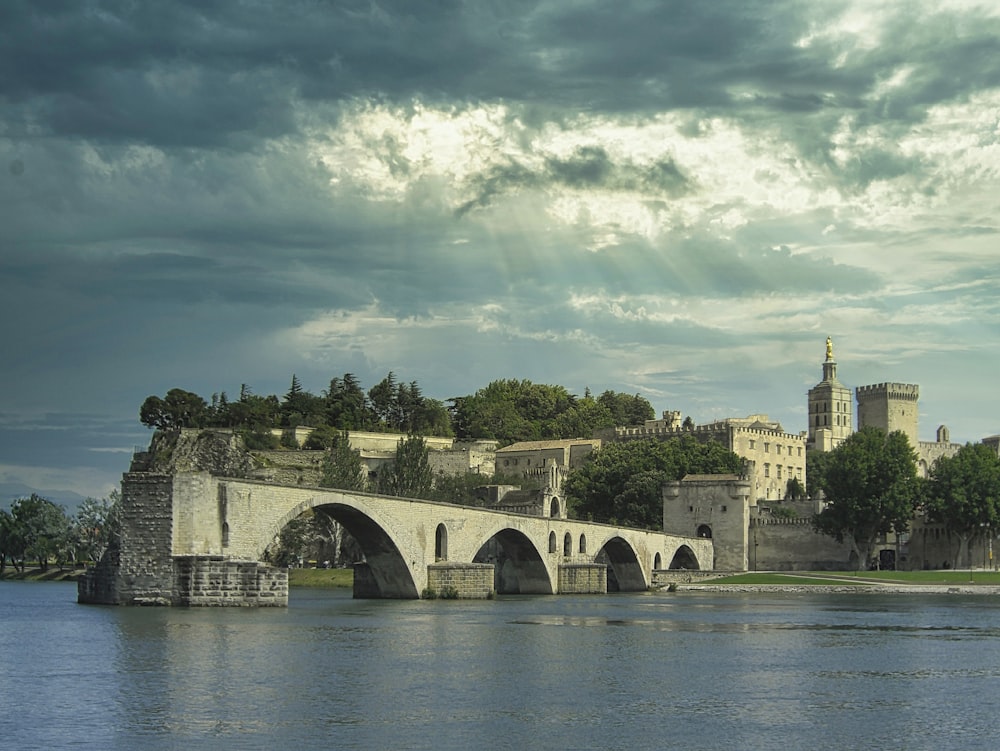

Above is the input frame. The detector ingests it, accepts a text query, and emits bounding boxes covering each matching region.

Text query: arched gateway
[79,471,712,606]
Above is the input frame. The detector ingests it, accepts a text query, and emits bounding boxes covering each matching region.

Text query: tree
[320,431,367,491]
[564,436,742,529]
[813,427,919,570]
[0,509,19,573]
[325,374,370,430]
[139,388,209,429]
[8,495,72,570]
[924,442,1000,568]
[74,491,121,564]
[376,435,434,499]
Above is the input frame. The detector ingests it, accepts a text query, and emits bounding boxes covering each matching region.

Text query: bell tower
[807,337,853,451]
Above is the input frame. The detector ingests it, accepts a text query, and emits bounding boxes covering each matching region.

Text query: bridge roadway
[169,473,711,598]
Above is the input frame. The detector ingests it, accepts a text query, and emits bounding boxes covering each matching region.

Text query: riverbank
[0,567,82,582]
[667,570,1000,595]
[1,566,355,588]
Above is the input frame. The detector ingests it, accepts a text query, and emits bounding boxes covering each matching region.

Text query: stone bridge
[79,470,712,606]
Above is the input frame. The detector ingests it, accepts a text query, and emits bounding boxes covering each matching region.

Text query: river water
[2,582,999,750]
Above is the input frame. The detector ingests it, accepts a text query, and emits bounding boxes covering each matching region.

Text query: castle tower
[807,337,853,451]
[855,382,919,446]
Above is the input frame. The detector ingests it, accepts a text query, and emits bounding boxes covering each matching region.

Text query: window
[749,439,756,449]
[777,465,782,479]
[764,443,770,453]
[721,505,728,513]
[764,463,770,477]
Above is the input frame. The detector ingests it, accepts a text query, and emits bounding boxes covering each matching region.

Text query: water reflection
[5,585,1000,750]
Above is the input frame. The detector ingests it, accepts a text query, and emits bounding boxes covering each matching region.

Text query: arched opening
[654,552,662,569]
[473,529,553,595]
[697,524,713,539]
[221,521,230,548]
[268,504,417,599]
[549,497,560,517]
[563,532,573,557]
[579,534,587,555]
[595,537,646,592]
[435,523,448,561]
[548,531,557,554]
[668,545,699,570]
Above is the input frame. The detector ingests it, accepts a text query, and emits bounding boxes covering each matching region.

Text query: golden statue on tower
[826,336,834,361]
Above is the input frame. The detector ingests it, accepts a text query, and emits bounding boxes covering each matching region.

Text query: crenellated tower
[856,382,919,446]
[807,337,853,451]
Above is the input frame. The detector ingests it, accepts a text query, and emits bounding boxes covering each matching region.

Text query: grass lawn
[287,567,354,588]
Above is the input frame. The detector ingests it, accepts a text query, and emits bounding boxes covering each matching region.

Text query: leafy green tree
[596,390,655,427]
[925,442,1000,568]
[368,372,399,430]
[564,436,742,529]
[8,495,72,570]
[376,435,434,498]
[813,427,919,570]
[139,388,209,429]
[281,374,326,427]
[303,424,339,450]
[785,477,806,501]
[0,509,19,573]
[320,431,367,491]
[806,449,835,498]
[325,374,370,430]
[74,491,121,563]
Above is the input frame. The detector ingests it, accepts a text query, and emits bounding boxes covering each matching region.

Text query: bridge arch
[594,536,647,592]
[267,500,419,599]
[472,528,553,595]
[668,544,700,570]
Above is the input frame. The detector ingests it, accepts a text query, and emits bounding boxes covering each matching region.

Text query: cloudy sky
[3,0,1000,504]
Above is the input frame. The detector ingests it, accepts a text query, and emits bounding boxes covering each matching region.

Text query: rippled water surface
[3,582,1000,750]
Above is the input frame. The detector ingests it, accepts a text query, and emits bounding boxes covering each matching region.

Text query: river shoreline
[669,583,1000,595]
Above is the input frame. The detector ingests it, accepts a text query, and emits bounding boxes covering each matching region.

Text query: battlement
[856,382,919,402]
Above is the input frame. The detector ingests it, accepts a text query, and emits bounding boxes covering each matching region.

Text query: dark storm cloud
[457,146,691,215]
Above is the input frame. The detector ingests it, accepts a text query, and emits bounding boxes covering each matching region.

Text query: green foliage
[139,388,209,429]
[279,427,300,449]
[7,495,73,570]
[924,442,1000,567]
[303,424,340,450]
[375,435,434,498]
[813,427,919,569]
[240,428,280,450]
[138,376,653,450]
[428,471,536,506]
[564,436,742,529]
[784,476,806,501]
[74,491,121,563]
[264,508,343,567]
[449,380,653,444]
[320,431,367,491]
[806,449,834,497]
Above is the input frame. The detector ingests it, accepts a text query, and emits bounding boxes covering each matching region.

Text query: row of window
[813,414,849,427]
[747,440,803,457]
[810,401,850,413]
[762,464,803,480]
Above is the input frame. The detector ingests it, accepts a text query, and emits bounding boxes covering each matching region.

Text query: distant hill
[0,482,88,513]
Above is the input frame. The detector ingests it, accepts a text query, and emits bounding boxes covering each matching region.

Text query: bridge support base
[426,562,495,599]
[558,563,608,594]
